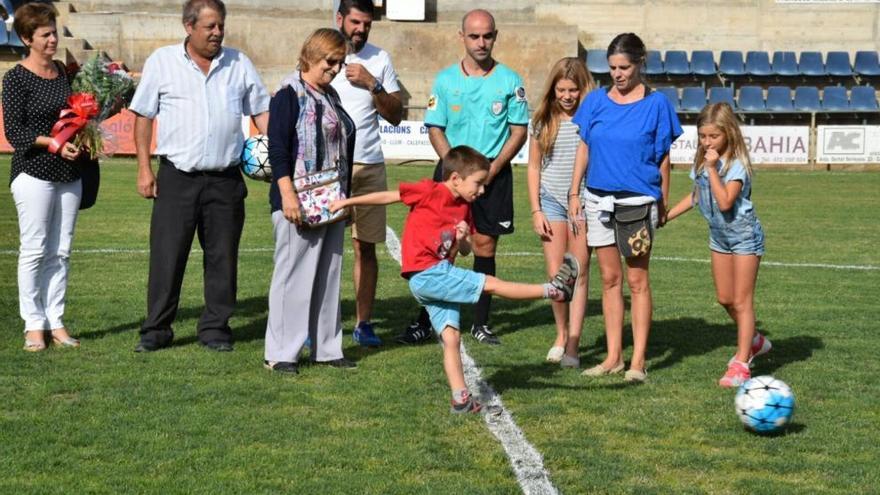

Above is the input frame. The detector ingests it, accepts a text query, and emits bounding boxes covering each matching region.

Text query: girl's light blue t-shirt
[572,88,682,200]
[689,158,755,221]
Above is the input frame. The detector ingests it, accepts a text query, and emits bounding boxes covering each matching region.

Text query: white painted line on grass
[1,246,875,272]
[384,226,558,495]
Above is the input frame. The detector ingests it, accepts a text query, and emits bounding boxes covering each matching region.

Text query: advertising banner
[378,119,529,164]
[816,125,880,163]
[671,125,810,165]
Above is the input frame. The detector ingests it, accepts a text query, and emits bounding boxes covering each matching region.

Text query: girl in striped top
[526,57,595,367]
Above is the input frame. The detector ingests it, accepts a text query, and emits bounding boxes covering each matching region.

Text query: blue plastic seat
[645,50,664,76]
[772,51,799,77]
[708,86,736,108]
[664,50,691,76]
[745,51,773,76]
[825,51,853,77]
[0,25,8,46]
[656,87,679,110]
[798,52,825,77]
[766,86,794,111]
[7,27,23,48]
[854,51,880,76]
[680,86,707,112]
[719,51,746,76]
[738,86,765,111]
[850,86,879,110]
[690,50,716,76]
[586,49,609,75]
[794,86,821,111]
[822,86,849,111]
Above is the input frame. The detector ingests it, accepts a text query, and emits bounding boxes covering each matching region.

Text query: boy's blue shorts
[408,260,486,334]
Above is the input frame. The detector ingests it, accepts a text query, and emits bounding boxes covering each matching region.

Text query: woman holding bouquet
[263,28,356,373]
[3,2,83,351]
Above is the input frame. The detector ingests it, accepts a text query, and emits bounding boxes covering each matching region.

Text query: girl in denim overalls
[667,103,772,388]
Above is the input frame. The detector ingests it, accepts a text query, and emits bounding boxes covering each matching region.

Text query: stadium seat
[850,85,879,110]
[772,51,799,77]
[745,51,773,76]
[766,86,794,111]
[664,50,691,76]
[645,50,664,76]
[586,49,609,75]
[0,25,8,46]
[656,86,679,110]
[719,51,746,76]
[681,86,707,111]
[738,86,766,111]
[854,51,880,77]
[690,50,716,76]
[825,51,853,77]
[798,52,825,77]
[7,27,23,48]
[822,86,849,111]
[794,86,821,111]
[708,86,736,108]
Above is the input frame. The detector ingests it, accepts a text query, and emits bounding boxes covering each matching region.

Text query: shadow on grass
[482,317,824,394]
[81,294,427,360]
[751,422,807,438]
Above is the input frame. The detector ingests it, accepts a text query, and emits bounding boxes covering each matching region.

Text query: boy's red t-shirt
[399,179,473,276]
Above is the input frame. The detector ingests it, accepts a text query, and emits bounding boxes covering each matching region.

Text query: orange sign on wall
[0,107,158,155]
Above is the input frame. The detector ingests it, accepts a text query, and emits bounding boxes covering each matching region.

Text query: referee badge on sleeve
[515,86,527,102]
[427,95,437,110]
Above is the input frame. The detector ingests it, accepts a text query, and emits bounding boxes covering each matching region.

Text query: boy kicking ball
[331,146,579,413]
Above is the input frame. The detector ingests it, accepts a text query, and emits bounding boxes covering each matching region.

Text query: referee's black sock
[417,307,431,327]
[473,255,496,327]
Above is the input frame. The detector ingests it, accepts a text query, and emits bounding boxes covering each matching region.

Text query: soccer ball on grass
[735,375,795,434]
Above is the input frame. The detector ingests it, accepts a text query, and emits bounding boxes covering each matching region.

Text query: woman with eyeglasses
[262,28,356,373]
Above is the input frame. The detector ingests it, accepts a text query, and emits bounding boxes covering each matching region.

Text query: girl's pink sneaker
[719,360,751,388]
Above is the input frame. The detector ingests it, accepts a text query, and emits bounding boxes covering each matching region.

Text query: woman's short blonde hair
[298,28,346,72]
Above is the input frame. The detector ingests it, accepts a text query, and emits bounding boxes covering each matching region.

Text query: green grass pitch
[1,158,878,494]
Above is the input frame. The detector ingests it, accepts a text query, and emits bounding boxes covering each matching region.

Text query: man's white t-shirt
[331,42,401,164]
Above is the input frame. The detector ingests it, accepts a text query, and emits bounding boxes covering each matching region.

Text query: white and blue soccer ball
[735,375,795,434]
[240,134,272,182]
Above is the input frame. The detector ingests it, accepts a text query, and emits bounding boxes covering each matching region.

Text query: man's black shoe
[396,321,434,345]
[471,325,501,345]
[202,341,234,352]
[134,340,167,353]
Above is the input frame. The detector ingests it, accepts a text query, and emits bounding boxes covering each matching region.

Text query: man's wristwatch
[370,80,384,95]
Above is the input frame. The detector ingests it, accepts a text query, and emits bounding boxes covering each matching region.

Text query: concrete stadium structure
[6,0,880,118]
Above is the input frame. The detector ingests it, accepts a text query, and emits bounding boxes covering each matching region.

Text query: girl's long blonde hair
[694,102,753,176]
[531,57,594,156]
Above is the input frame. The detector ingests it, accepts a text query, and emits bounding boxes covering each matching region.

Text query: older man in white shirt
[129,0,269,352]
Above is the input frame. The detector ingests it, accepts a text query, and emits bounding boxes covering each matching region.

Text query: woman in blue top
[568,33,682,382]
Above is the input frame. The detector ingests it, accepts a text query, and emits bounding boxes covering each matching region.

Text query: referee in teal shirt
[420,9,528,346]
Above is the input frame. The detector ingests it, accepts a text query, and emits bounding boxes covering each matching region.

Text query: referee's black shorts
[433,159,514,236]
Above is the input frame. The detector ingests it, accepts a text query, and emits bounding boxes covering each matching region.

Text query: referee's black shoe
[396,320,434,345]
[471,324,501,345]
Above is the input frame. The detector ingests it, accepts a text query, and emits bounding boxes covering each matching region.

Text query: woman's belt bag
[294,167,348,227]
[613,203,653,257]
